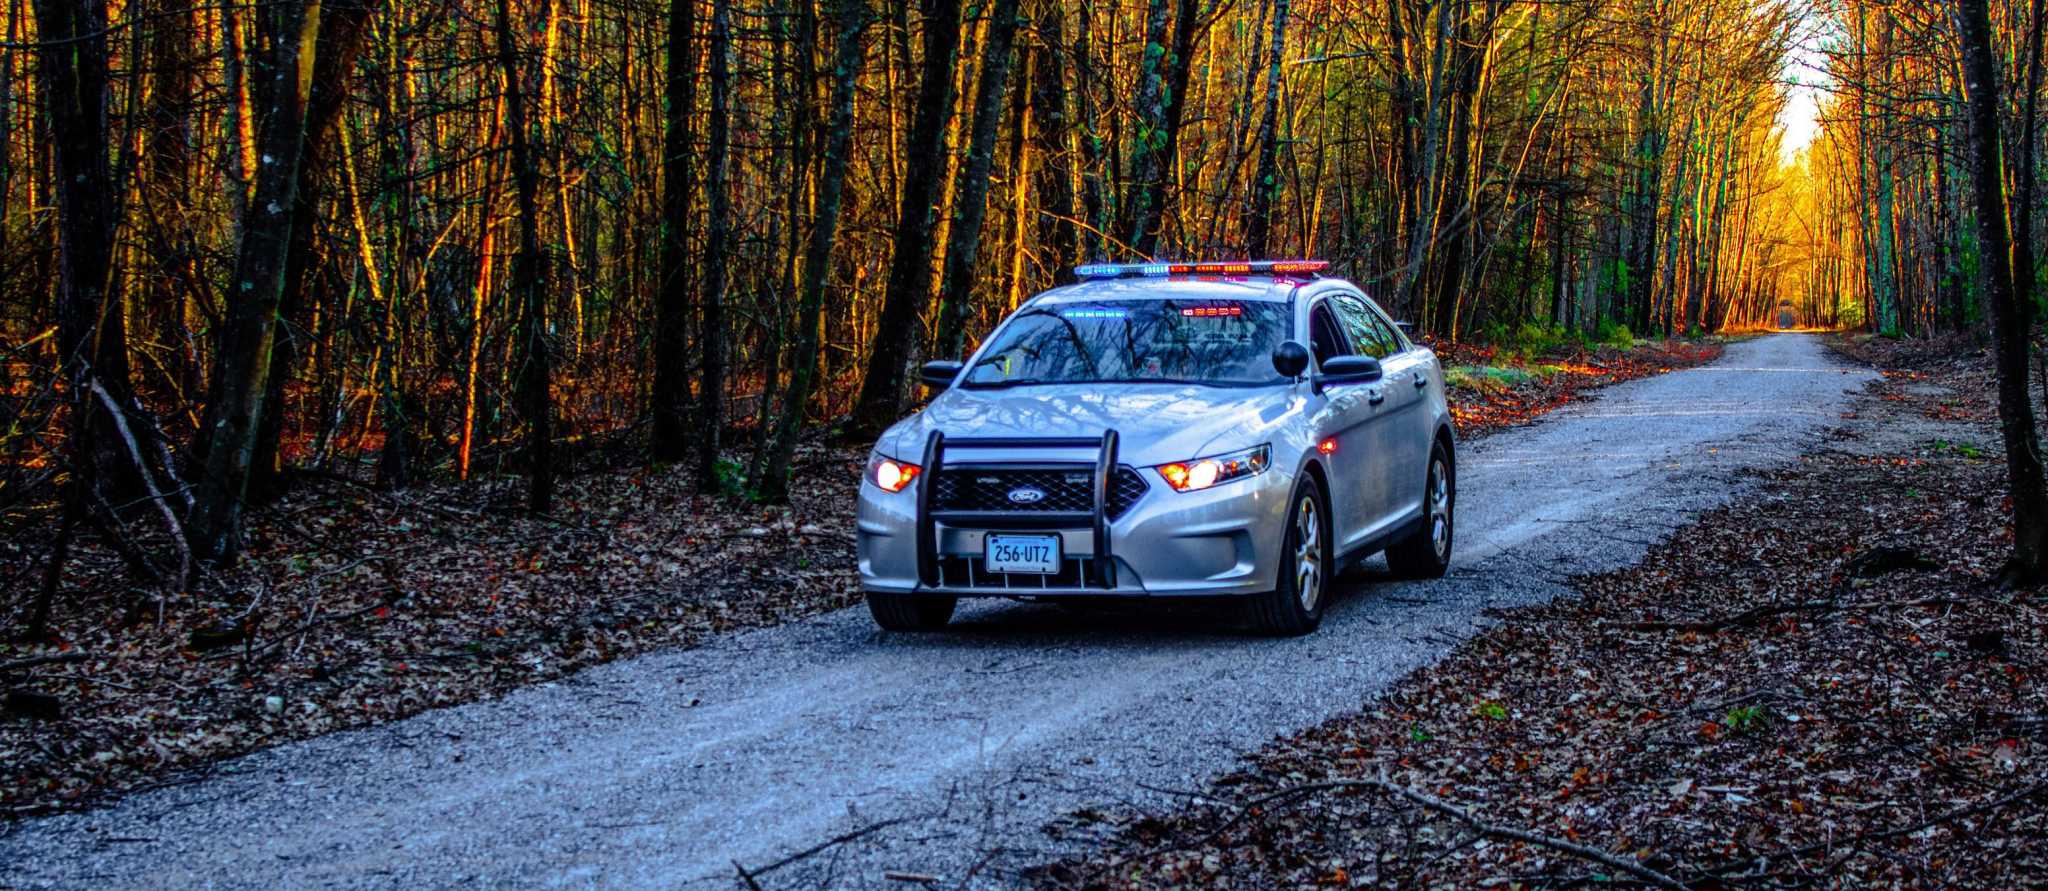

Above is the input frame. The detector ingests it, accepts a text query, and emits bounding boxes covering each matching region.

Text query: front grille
[932,465,1150,519]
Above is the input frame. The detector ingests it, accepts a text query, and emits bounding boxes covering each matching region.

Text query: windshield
[961,299,1290,388]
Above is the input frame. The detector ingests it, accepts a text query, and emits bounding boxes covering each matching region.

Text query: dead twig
[732,813,924,881]
[1624,596,1979,633]
[1702,777,2048,880]
[0,651,90,674]
[87,376,191,584]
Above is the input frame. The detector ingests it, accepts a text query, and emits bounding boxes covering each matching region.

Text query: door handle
[1413,372,1429,389]
[1368,388,1386,406]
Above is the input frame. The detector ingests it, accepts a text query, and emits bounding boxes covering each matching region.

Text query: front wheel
[1245,476,1331,636]
[867,593,957,631]
[1387,442,1454,579]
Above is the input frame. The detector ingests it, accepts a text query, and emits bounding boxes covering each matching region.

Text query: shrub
[1594,319,1635,350]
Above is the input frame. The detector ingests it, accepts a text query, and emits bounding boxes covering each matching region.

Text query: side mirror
[1319,355,1383,386]
[1394,321,1416,340]
[1272,341,1310,378]
[920,360,963,391]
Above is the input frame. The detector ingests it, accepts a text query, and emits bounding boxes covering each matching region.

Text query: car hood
[876,383,1300,466]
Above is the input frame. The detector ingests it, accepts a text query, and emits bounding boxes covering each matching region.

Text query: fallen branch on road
[732,812,929,884]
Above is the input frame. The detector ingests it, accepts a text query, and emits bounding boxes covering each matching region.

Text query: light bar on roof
[1074,260,1330,279]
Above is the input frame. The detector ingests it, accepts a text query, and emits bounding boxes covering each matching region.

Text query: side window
[1333,295,1395,359]
[1308,303,1352,366]
[1363,298,1410,352]
[1365,313,1403,357]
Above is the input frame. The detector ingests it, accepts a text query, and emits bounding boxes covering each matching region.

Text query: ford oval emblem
[1007,486,1047,504]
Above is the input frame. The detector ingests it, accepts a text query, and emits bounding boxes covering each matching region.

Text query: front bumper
[857,433,1294,597]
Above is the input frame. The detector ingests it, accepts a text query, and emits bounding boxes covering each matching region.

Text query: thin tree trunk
[695,0,734,491]
[761,0,869,504]
[247,0,380,503]
[33,0,142,503]
[187,0,324,566]
[1029,0,1078,280]
[1957,0,2048,584]
[1242,0,1289,257]
[849,0,965,436]
[498,0,555,513]
[933,0,1022,358]
[652,0,701,462]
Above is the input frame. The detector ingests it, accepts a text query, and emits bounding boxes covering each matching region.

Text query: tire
[1246,475,1331,636]
[866,593,957,631]
[1387,441,1454,579]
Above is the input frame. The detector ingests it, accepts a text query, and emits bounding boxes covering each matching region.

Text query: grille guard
[916,430,1121,590]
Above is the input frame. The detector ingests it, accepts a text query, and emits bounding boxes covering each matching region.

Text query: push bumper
[858,430,1293,597]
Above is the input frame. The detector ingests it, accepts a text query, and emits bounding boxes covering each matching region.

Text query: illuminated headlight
[1157,444,1270,492]
[865,453,921,493]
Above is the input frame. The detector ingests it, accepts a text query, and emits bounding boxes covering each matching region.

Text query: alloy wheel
[1428,457,1452,560]
[1295,495,1323,611]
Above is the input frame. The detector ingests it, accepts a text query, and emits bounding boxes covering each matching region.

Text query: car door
[1338,294,1432,523]
[1325,293,1406,539]
[1305,297,1391,555]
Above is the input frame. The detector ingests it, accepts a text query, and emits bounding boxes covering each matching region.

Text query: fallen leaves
[1439,338,1725,439]
[1034,336,2047,889]
[0,442,867,816]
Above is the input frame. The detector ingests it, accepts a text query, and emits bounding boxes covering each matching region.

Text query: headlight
[866,453,922,493]
[1156,444,1270,492]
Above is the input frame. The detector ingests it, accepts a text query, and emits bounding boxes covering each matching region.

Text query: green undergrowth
[1477,319,1637,362]
[1445,363,1564,394]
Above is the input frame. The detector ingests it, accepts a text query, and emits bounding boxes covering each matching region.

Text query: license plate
[984,534,1061,574]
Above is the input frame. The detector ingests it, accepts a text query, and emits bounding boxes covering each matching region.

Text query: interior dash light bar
[1074,260,1330,279]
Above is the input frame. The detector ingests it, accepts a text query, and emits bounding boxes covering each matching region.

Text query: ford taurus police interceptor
[855,260,1456,635]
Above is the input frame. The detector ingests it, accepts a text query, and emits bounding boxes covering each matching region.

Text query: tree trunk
[187,0,323,566]
[1957,0,2048,584]
[849,0,965,437]
[1123,0,1173,254]
[652,0,700,462]
[33,0,143,503]
[246,0,380,503]
[139,0,199,402]
[695,0,734,491]
[1029,0,1078,281]
[1242,0,1289,257]
[497,0,555,513]
[760,0,869,504]
[933,0,1023,358]
[2017,0,2046,337]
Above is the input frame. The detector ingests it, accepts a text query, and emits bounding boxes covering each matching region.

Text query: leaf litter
[1033,335,2045,889]
[0,337,1724,820]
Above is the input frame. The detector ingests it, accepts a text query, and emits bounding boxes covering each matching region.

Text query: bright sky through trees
[1778,33,1828,161]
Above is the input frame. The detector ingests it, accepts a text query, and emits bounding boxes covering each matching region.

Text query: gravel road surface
[0,334,1874,890]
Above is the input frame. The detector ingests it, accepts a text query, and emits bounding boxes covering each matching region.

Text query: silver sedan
[855,261,1456,635]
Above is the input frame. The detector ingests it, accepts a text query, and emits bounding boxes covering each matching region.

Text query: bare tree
[1955,0,2048,583]
[933,0,1024,358]
[849,0,966,436]
[186,0,325,566]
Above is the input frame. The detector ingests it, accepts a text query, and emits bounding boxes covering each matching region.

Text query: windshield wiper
[959,377,1052,389]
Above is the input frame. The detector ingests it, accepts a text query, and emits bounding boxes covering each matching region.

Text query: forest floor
[1033,334,2048,889]
[1433,337,1725,438]
[0,336,1723,818]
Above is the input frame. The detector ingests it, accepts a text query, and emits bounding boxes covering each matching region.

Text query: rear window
[961,299,1289,389]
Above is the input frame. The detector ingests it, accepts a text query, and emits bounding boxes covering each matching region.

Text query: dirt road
[0,334,1873,889]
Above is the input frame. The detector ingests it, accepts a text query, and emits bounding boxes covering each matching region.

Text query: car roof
[1031,276,1304,305]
